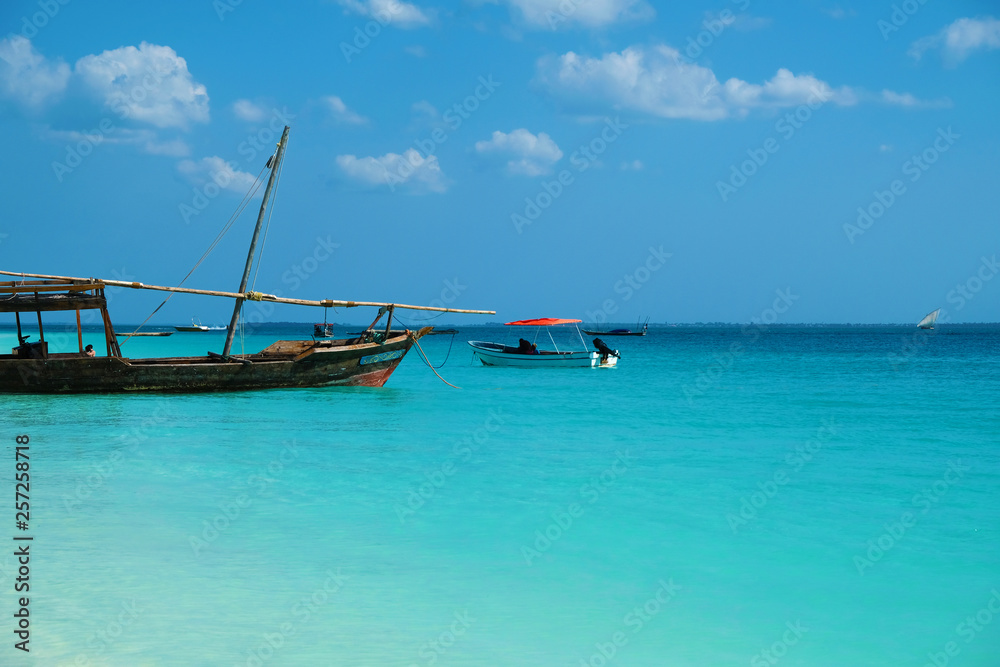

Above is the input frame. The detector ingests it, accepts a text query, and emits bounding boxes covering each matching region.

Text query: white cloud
[700,10,770,33]
[537,46,726,120]
[620,159,643,170]
[75,42,209,129]
[143,138,191,157]
[42,127,191,157]
[336,0,432,29]
[178,156,256,193]
[730,14,772,31]
[233,99,267,122]
[404,45,427,57]
[880,89,952,109]
[723,68,856,109]
[475,128,562,176]
[323,96,369,124]
[498,0,654,29]
[879,144,892,153]
[1,39,206,162]
[909,16,1000,64]
[411,100,438,119]
[536,45,859,121]
[821,5,855,20]
[336,149,447,194]
[0,36,70,108]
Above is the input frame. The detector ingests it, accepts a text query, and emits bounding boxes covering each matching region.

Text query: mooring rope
[432,332,457,369]
[392,311,456,368]
[408,332,461,389]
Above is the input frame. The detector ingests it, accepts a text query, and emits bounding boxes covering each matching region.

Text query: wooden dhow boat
[0,127,493,393]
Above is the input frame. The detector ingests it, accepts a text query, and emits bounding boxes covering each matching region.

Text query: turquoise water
[1,324,998,666]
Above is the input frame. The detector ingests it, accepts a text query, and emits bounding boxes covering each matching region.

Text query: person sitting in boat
[84,344,96,357]
[516,338,540,354]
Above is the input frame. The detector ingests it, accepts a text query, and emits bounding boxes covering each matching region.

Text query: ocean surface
[1,323,998,666]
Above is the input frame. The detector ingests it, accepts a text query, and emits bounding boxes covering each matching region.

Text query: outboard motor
[592,337,620,359]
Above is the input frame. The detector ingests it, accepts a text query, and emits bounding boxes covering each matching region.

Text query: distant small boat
[314,323,334,337]
[582,317,649,337]
[175,318,210,332]
[917,309,940,330]
[175,318,225,332]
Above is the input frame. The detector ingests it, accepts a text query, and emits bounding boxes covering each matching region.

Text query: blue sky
[1,0,998,325]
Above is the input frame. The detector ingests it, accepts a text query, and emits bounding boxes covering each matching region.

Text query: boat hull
[468,341,615,368]
[0,332,423,393]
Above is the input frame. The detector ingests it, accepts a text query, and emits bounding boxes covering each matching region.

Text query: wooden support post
[364,306,388,335]
[34,294,44,344]
[101,308,112,357]
[383,305,394,338]
[98,290,120,357]
[106,310,121,357]
[76,308,83,353]
[15,311,22,343]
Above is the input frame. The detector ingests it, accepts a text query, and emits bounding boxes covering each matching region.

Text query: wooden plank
[0,283,103,294]
[0,279,77,288]
[0,294,107,313]
[259,340,314,356]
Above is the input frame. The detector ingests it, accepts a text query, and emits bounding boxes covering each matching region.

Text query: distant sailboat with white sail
[917,308,940,330]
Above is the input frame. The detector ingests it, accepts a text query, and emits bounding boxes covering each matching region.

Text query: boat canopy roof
[505,318,582,326]
[0,279,108,313]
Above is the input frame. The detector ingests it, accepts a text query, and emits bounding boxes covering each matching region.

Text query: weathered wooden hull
[0,333,421,394]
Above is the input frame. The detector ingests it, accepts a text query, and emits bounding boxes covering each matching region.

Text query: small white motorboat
[175,318,211,332]
[174,318,225,332]
[469,318,619,368]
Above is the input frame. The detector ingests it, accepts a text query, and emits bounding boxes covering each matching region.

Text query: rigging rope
[400,309,445,323]
[408,332,461,389]
[250,155,282,293]
[119,163,270,346]
[392,311,456,368]
[241,150,283,350]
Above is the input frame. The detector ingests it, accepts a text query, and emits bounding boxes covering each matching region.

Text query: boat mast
[222,125,290,358]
